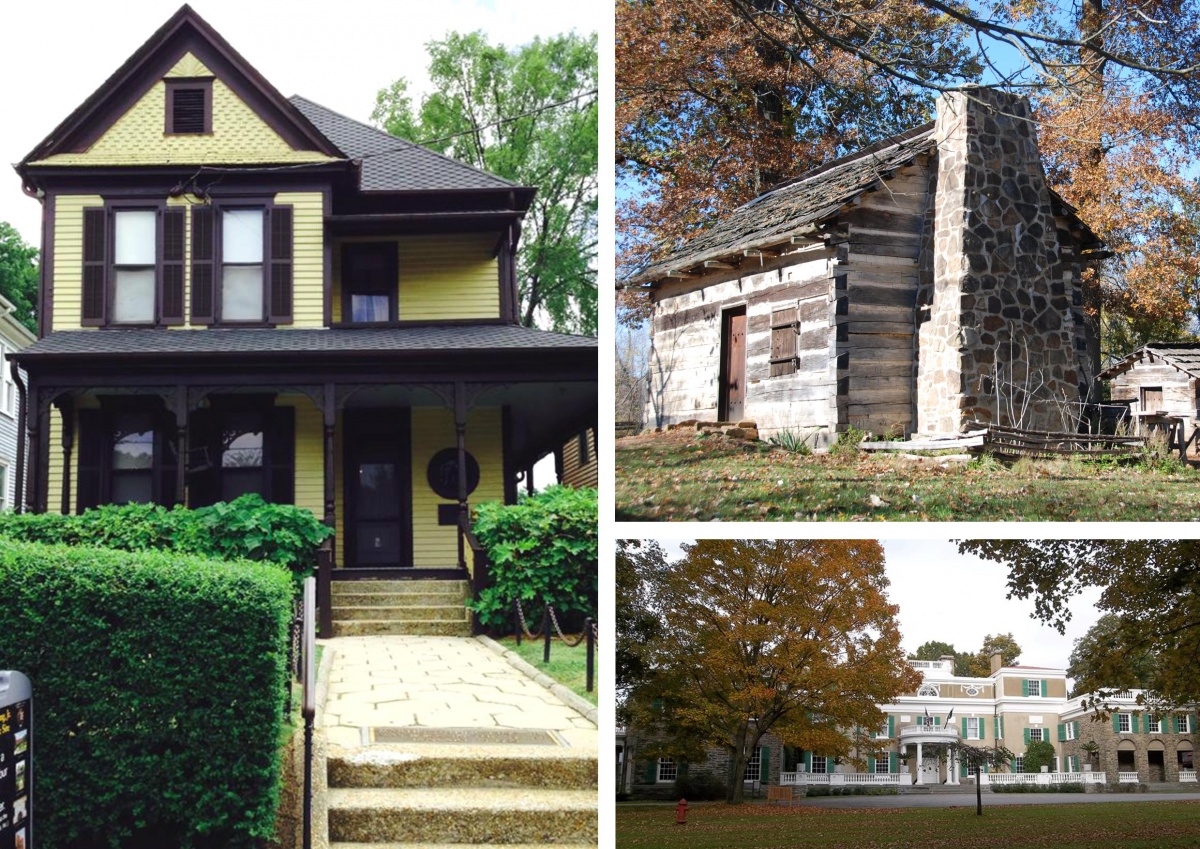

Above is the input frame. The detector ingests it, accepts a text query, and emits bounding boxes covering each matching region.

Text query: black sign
[426,448,480,501]
[0,672,30,849]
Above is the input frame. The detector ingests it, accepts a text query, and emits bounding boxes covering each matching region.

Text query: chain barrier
[514,598,545,639]
[512,598,597,693]
[548,606,588,648]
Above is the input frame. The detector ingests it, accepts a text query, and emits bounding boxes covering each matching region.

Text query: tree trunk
[726,722,750,804]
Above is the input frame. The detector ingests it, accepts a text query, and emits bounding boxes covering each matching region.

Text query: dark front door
[344,409,412,568]
[720,306,747,422]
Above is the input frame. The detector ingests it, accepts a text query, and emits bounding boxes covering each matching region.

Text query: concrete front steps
[327,743,597,848]
[330,580,472,637]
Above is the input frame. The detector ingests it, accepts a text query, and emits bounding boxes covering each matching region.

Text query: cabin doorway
[719,306,747,422]
[344,409,412,569]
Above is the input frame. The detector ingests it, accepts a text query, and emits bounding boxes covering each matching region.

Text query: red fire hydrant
[676,798,688,825]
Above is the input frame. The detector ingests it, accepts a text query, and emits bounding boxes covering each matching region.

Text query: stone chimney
[917,87,1080,434]
[990,650,1004,674]
[938,654,956,672]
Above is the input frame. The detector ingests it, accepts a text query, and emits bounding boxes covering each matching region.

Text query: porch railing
[981,772,1103,786]
[779,772,900,786]
[315,539,333,639]
[459,516,488,635]
[1181,770,1197,783]
[1119,771,1140,783]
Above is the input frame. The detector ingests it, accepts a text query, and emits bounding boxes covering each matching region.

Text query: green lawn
[617,800,1200,849]
[615,430,1200,521]
[496,634,597,705]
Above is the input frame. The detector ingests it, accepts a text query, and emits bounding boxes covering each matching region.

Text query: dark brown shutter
[266,405,295,504]
[161,207,186,325]
[769,307,798,377]
[76,408,104,511]
[190,206,215,324]
[269,206,294,324]
[81,208,107,326]
[186,407,218,507]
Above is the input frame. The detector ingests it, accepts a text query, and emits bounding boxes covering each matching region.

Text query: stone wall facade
[1061,713,1197,785]
[918,88,1085,434]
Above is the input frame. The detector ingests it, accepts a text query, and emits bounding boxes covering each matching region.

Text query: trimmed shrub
[0,540,294,848]
[0,494,331,584]
[992,781,1085,793]
[469,486,597,629]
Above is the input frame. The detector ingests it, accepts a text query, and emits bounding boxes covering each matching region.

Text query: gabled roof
[291,96,521,194]
[18,5,340,169]
[1100,343,1200,382]
[629,122,938,285]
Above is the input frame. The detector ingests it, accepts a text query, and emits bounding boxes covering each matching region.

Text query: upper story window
[165,78,212,135]
[966,717,981,740]
[221,209,265,321]
[1025,679,1042,697]
[0,344,15,417]
[1028,727,1044,742]
[83,204,185,327]
[113,210,157,323]
[1176,715,1193,734]
[1118,713,1131,732]
[342,242,397,323]
[1148,715,1162,733]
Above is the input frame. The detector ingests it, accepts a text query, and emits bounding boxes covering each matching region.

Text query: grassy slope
[495,635,597,705]
[617,801,1200,849]
[615,431,1200,521]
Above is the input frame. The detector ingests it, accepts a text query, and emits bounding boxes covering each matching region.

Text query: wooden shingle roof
[1100,343,1200,381]
[628,122,938,285]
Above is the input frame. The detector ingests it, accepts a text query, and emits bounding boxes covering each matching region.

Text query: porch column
[915,742,924,785]
[11,361,26,514]
[949,749,959,784]
[173,385,187,506]
[54,396,74,515]
[454,380,468,572]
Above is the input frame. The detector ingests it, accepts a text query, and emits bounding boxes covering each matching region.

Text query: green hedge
[0,494,331,583]
[469,486,597,629]
[992,781,1086,793]
[0,540,294,848]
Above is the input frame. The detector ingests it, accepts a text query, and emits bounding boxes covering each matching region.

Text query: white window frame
[1148,715,1161,733]
[0,343,13,417]
[1176,715,1192,734]
[874,755,891,774]
[0,462,8,511]
[657,757,677,783]
[1029,727,1044,742]
[1027,680,1041,697]
[1065,722,1076,740]
[967,717,981,740]
[1119,713,1131,733]
[743,746,762,781]
[1014,755,1025,773]
[876,722,890,739]
[810,755,828,774]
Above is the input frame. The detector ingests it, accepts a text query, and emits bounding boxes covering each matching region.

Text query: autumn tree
[0,222,37,333]
[622,539,921,804]
[374,31,597,335]
[1068,613,1158,697]
[959,540,1200,709]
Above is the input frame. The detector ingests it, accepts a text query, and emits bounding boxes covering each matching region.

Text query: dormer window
[165,78,212,134]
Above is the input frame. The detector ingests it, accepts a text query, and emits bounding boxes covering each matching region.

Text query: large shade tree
[959,539,1200,709]
[0,222,38,333]
[374,31,597,335]
[622,538,921,803]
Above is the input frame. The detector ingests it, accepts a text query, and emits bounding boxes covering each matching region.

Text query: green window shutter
[934,717,940,727]
[1042,679,1050,698]
[761,747,770,783]
[962,718,968,737]
[981,717,988,739]
[1074,721,1080,739]
[1024,728,1030,745]
[961,759,969,778]
[1058,723,1066,741]
[1113,712,1121,732]
[1191,715,1198,734]
[890,752,898,773]
[1131,714,1139,734]
[888,715,895,738]
[644,759,657,783]
[868,756,875,773]
[804,751,812,772]
[1022,680,1029,697]
[998,716,1003,738]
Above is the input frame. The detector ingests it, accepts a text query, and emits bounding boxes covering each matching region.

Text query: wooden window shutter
[190,206,215,324]
[1074,721,1080,739]
[1057,723,1065,741]
[269,206,293,323]
[76,408,104,511]
[1042,679,1049,698]
[1023,728,1030,745]
[643,759,656,784]
[962,718,968,737]
[803,751,811,772]
[888,715,894,738]
[1021,680,1029,697]
[981,717,987,739]
[161,207,186,325]
[868,756,875,773]
[890,752,898,773]
[1113,712,1121,732]
[267,405,295,504]
[81,207,107,325]
[760,746,769,782]
[769,307,798,377]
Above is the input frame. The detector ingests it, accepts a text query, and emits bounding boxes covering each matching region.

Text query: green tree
[1068,613,1158,697]
[959,540,1200,709]
[616,539,665,716]
[1022,739,1057,774]
[909,635,1020,677]
[0,222,38,333]
[623,539,921,804]
[373,31,597,336]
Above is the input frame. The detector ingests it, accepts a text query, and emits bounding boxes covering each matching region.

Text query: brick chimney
[917,87,1081,434]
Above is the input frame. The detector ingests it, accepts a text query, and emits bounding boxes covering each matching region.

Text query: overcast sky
[0,0,602,246]
[645,538,1106,675]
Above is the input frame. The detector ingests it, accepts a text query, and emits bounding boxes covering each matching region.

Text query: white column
[916,742,924,785]
[949,749,959,785]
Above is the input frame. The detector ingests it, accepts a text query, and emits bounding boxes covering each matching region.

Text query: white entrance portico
[899,721,961,785]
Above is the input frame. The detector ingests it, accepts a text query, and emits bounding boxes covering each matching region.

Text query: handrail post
[543,606,551,664]
[302,577,316,849]
[317,540,333,639]
[585,616,595,693]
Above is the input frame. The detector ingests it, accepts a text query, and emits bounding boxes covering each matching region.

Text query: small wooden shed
[1101,344,1200,451]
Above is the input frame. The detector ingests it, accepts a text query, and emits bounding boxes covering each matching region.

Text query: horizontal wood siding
[410,407,504,568]
[52,195,104,331]
[399,235,500,320]
[1109,360,1200,449]
[274,192,324,328]
[46,412,64,515]
[561,429,598,488]
[276,395,324,518]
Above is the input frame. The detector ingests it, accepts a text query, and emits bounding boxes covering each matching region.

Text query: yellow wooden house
[10,6,596,619]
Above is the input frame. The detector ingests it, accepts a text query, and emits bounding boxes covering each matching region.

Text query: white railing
[1119,771,1140,784]
[779,772,900,786]
[898,724,960,741]
[1181,770,1197,783]
[982,772,1104,786]
[908,659,953,672]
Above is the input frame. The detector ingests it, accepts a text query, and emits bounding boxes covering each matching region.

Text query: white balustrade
[1180,770,1197,783]
[981,772,1103,786]
[778,771,899,786]
[1118,771,1140,783]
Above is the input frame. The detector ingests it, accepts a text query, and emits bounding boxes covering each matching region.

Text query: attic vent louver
[166,79,212,135]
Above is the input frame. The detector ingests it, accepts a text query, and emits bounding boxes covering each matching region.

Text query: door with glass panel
[344,410,411,568]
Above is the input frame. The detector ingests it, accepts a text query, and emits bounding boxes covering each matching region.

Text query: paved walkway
[318,634,597,751]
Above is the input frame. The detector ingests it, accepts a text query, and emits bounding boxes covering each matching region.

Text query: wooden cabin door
[720,306,747,422]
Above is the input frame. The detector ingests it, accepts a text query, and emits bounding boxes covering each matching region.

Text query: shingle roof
[1100,343,1200,381]
[290,96,518,193]
[14,326,596,361]
[630,123,938,284]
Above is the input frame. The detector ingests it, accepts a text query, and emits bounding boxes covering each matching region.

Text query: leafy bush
[0,495,331,583]
[0,540,293,848]
[992,781,1085,793]
[1022,740,1057,774]
[469,486,597,629]
[830,425,867,458]
[804,784,897,796]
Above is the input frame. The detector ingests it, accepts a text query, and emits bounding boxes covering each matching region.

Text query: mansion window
[873,756,891,774]
[1028,727,1044,743]
[657,758,677,783]
[1176,715,1193,734]
[1148,716,1162,734]
[1118,713,1131,733]
[1025,680,1041,697]
[1014,756,1025,773]
[810,755,828,774]
[966,717,981,740]
[1065,721,1077,740]
[743,746,762,781]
